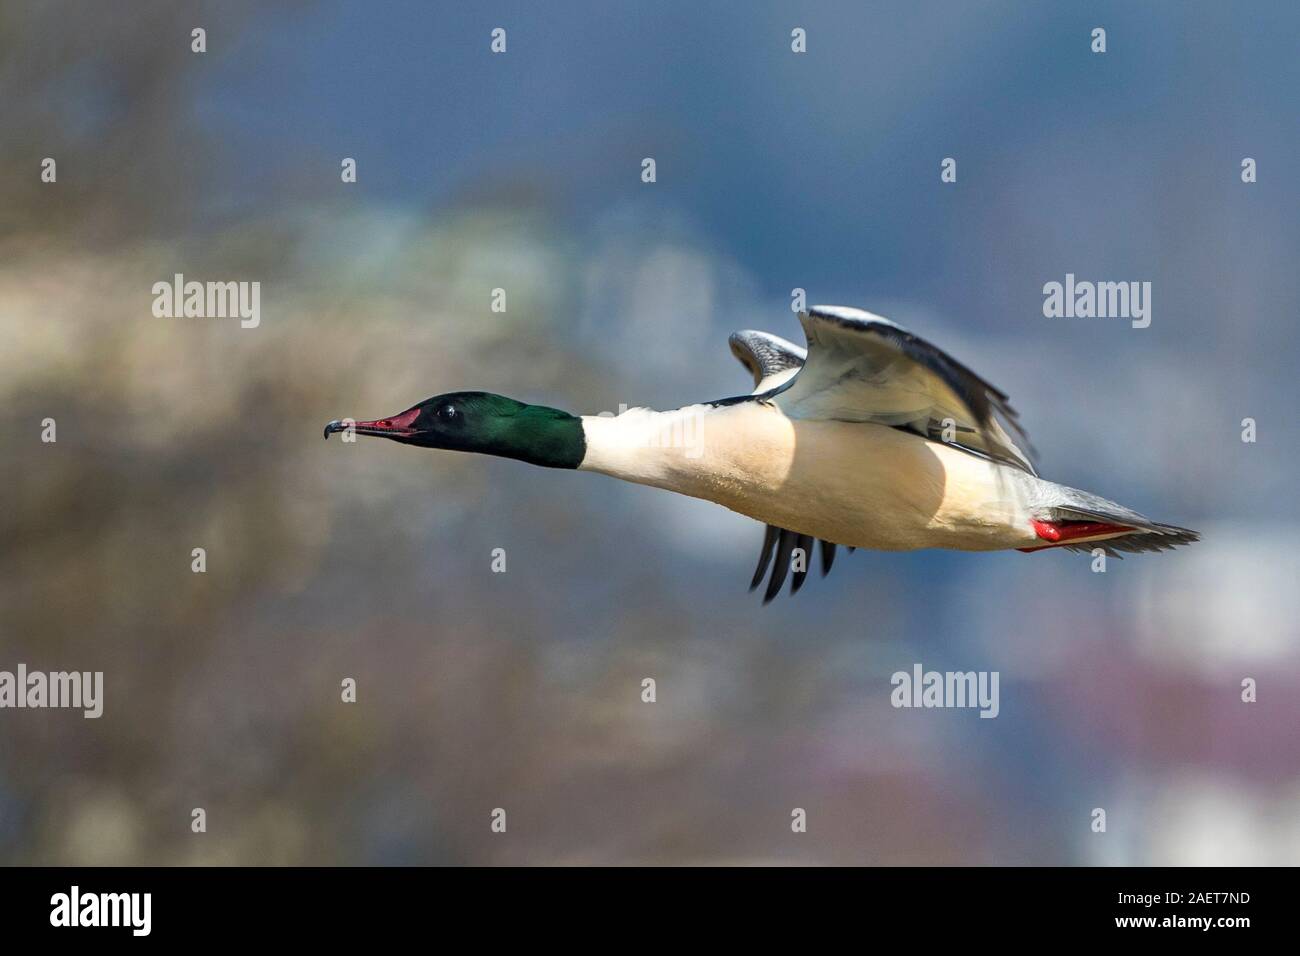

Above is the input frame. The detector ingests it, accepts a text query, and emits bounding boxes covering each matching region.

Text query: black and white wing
[728,330,805,392]
[775,305,1037,474]
[728,328,852,604]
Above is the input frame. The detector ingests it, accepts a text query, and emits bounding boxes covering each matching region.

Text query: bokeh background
[2,0,1297,865]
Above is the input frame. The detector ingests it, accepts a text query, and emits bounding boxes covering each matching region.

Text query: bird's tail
[1020,485,1200,557]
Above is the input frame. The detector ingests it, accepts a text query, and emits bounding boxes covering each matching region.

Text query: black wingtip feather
[790,534,814,594]
[751,527,854,604]
[763,530,798,604]
[749,525,780,591]
[819,539,836,576]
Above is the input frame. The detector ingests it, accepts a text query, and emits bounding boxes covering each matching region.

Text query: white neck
[578,404,719,491]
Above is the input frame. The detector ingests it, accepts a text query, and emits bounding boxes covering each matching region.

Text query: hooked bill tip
[324,419,344,440]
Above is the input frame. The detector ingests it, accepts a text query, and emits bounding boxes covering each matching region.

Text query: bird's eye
[436,404,457,422]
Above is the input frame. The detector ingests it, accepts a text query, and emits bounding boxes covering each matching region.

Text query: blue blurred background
[1,0,1297,864]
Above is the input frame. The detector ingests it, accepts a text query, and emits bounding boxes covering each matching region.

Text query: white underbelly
[581,402,1041,552]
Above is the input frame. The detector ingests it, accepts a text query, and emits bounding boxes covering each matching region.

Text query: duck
[325,305,1199,602]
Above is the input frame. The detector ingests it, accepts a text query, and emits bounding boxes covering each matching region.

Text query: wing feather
[774,306,1037,474]
[728,330,806,393]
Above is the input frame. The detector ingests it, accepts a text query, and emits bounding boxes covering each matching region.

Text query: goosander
[326,306,1198,602]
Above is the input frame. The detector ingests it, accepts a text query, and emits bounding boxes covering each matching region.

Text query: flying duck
[325,305,1198,602]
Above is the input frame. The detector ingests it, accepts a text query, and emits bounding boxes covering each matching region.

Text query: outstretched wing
[774,305,1037,474]
[728,328,849,603]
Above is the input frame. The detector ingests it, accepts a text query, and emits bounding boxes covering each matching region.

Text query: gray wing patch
[775,305,1038,474]
[728,330,806,393]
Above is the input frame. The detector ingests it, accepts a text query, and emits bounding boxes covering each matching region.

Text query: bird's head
[324,391,585,469]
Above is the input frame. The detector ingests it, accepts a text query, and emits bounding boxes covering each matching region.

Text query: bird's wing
[747,525,853,605]
[773,305,1037,474]
[728,330,806,392]
[728,328,847,603]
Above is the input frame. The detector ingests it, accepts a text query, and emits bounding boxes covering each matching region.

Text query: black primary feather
[819,539,836,576]
[763,529,799,603]
[749,525,780,591]
[750,525,849,603]
[789,534,814,594]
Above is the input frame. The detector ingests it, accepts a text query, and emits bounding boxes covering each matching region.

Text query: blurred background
[1,0,1297,865]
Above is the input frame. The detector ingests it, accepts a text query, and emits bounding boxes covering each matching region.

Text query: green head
[324,391,586,469]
